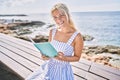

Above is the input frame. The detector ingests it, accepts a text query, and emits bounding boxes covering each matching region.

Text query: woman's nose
[55,17,62,23]
[57,17,62,22]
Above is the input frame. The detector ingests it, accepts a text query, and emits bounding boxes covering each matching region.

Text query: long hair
[51,3,76,30]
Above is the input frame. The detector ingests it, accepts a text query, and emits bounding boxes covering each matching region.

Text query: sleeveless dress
[26,28,79,80]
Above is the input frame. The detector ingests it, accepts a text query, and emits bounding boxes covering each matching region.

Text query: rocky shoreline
[0,19,120,70]
[82,45,120,69]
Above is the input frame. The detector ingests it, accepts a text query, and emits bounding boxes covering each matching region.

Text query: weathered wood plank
[72,66,88,78]
[74,75,86,80]
[71,62,90,71]
[90,63,120,80]
[85,72,107,80]
[0,41,44,66]
[0,52,31,79]
[0,37,41,58]
[0,46,39,71]
[92,62,120,75]
[0,33,37,51]
[72,66,107,80]
[79,58,92,65]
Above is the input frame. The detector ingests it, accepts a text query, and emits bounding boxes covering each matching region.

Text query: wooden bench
[0,33,120,80]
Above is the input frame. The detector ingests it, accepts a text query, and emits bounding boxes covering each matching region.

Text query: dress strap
[67,31,79,45]
[52,28,57,40]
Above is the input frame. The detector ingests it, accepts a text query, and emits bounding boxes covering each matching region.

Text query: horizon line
[0,10,120,15]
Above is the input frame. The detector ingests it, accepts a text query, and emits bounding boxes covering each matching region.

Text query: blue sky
[0,0,120,14]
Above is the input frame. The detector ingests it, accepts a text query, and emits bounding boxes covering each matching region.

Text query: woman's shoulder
[49,27,58,36]
[74,31,83,42]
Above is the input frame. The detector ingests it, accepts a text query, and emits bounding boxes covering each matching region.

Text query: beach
[0,11,120,79]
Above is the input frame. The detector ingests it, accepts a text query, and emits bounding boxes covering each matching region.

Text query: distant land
[0,14,27,16]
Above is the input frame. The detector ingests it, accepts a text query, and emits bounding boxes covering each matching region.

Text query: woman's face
[52,9,68,27]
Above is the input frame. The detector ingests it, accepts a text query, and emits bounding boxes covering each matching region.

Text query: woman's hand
[41,54,50,60]
[55,52,65,61]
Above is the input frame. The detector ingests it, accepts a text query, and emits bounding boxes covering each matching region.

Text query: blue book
[28,36,57,57]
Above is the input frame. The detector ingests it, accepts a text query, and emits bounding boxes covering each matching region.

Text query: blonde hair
[51,3,76,30]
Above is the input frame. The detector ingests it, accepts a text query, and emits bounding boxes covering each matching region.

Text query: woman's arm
[56,33,84,62]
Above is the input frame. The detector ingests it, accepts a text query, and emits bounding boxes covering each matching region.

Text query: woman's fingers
[58,52,64,56]
[54,52,65,60]
[41,55,49,60]
[58,52,64,58]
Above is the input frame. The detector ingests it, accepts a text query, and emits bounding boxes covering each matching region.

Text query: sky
[0,0,120,14]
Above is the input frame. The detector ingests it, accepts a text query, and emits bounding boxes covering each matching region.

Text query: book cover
[28,36,57,57]
[34,42,57,57]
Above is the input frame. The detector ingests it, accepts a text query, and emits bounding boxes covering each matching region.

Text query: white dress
[26,28,79,80]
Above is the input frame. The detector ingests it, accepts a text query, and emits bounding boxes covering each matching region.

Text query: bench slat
[91,62,120,75]
[0,37,41,58]
[0,52,31,79]
[0,33,38,51]
[0,46,39,71]
[71,62,90,71]
[90,63,120,80]
[74,75,86,80]
[0,41,44,66]
[72,67,107,80]
[79,58,92,66]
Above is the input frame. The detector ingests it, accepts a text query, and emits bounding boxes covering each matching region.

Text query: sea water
[1,11,120,46]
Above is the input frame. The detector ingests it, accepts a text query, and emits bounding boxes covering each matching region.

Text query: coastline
[0,20,120,70]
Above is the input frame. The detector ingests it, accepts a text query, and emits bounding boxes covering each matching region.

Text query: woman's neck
[58,26,75,33]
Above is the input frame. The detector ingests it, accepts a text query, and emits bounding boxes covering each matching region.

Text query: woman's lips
[59,21,64,26]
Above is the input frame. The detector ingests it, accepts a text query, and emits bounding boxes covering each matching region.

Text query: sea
[0,11,120,46]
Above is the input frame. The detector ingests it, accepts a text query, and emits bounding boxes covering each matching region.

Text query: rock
[31,21,45,26]
[46,24,55,28]
[15,34,49,43]
[83,46,107,55]
[109,59,120,69]
[15,28,32,35]
[33,35,48,42]
[83,45,120,55]
[1,30,12,34]
[1,20,46,30]
[82,35,94,41]
[82,45,120,69]
[8,23,18,30]
[15,35,28,41]
[105,45,120,49]
[105,45,120,54]
[0,24,8,30]
[108,49,120,54]
[92,55,110,62]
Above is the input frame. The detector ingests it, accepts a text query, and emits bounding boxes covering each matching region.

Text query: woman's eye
[53,17,57,19]
[60,15,65,17]
[53,14,65,19]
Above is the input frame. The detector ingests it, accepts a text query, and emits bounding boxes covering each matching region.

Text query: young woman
[26,3,83,80]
